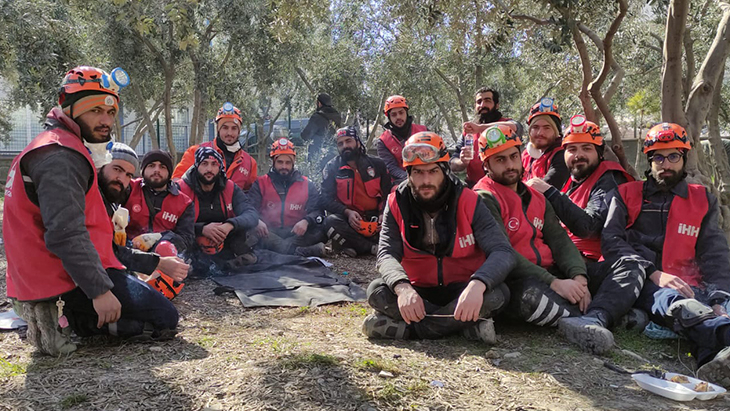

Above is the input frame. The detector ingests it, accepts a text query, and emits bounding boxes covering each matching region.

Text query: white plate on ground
[632,373,726,401]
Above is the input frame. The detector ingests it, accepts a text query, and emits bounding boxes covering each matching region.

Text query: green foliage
[0,358,26,378]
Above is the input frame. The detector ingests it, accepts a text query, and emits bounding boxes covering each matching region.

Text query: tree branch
[661,0,690,125]
[295,67,316,94]
[434,67,469,123]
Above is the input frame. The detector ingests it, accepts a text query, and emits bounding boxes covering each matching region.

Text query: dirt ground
[1,249,729,410]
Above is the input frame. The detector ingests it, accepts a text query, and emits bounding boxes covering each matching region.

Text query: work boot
[462,319,497,344]
[362,312,410,340]
[339,248,357,258]
[294,242,325,257]
[558,315,614,355]
[125,322,178,343]
[615,308,650,332]
[14,300,76,356]
[223,253,258,270]
[697,347,730,389]
[371,245,378,256]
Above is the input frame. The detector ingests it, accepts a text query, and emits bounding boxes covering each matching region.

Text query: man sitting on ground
[249,138,327,257]
[363,132,515,342]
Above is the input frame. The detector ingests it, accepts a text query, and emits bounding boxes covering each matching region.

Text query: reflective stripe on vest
[124,179,192,239]
[257,174,309,228]
[473,177,554,268]
[522,146,561,181]
[618,181,708,287]
[560,161,632,260]
[178,179,236,221]
[379,124,428,170]
[387,189,486,287]
[4,128,124,301]
[199,141,254,190]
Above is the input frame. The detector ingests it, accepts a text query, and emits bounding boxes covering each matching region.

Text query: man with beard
[4,66,179,355]
[321,126,391,256]
[376,95,428,185]
[559,124,730,388]
[125,149,195,253]
[521,98,570,189]
[473,125,589,328]
[249,138,327,256]
[450,87,521,187]
[179,146,259,272]
[300,93,343,167]
[173,102,257,191]
[526,115,631,261]
[362,132,515,342]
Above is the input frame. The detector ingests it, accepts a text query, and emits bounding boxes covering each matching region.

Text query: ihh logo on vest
[290,204,303,211]
[162,211,178,224]
[678,223,700,238]
[533,217,544,231]
[459,233,475,249]
[239,166,249,175]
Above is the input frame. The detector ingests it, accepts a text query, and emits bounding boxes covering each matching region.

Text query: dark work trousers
[504,276,581,327]
[584,257,646,327]
[61,268,179,338]
[366,278,509,339]
[634,281,730,366]
[188,229,253,277]
[258,224,327,255]
[325,214,379,255]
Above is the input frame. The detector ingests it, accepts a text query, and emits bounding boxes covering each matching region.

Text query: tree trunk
[707,61,730,234]
[432,94,458,143]
[163,68,176,159]
[661,0,689,125]
[434,67,470,123]
[130,84,160,150]
[295,67,316,94]
[366,91,388,149]
[570,27,599,123]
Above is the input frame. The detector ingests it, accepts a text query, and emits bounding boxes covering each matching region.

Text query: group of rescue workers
[3,66,730,389]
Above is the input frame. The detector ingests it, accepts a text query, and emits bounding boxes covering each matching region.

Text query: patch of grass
[280,352,339,369]
[60,394,87,409]
[297,306,311,314]
[374,382,404,402]
[347,305,369,316]
[253,336,298,353]
[0,358,26,377]
[197,336,216,348]
[355,358,400,374]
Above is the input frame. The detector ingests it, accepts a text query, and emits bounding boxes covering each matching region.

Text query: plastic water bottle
[462,135,474,161]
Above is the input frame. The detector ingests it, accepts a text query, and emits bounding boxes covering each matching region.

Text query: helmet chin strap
[84,140,113,170]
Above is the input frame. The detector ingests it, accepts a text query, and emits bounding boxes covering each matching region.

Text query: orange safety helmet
[643,122,691,154]
[562,114,603,146]
[384,95,409,114]
[527,97,561,125]
[270,138,296,158]
[402,132,450,167]
[196,236,223,255]
[215,102,242,126]
[356,217,379,238]
[145,241,184,300]
[478,125,522,162]
[58,66,129,107]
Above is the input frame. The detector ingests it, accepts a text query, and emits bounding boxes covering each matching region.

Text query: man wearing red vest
[375,95,428,185]
[526,115,631,261]
[3,66,178,355]
[172,102,258,191]
[322,126,392,256]
[178,146,259,273]
[125,149,195,253]
[450,87,521,187]
[521,98,570,189]
[473,125,589,327]
[363,132,515,342]
[249,138,326,256]
[560,123,730,387]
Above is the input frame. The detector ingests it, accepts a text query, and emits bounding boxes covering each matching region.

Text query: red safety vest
[464,134,487,185]
[124,178,193,239]
[474,177,554,268]
[560,161,633,260]
[199,141,255,191]
[387,189,486,287]
[4,112,124,301]
[257,174,309,229]
[618,181,708,287]
[178,179,236,221]
[378,124,428,170]
[335,164,383,214]
[522,145,562,181]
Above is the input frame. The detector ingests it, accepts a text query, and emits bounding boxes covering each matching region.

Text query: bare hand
[345,209,362,231]
[394,282,426,324]
[291,219,308,236]
[157,256,189,282]
[204,222,234,244]
[454,280,487,322]
[463,122,486,135]
[550,278,587,305]
[375,214,383,234]
[650,270,694,298]
[255,220,270,238]
[712,304,729,318]
[93,291,122,328]
[526,177,551,194]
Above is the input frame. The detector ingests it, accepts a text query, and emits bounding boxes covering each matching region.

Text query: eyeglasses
[650,153,683,164]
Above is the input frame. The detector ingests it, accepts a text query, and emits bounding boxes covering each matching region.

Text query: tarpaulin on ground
[211,250,366,307]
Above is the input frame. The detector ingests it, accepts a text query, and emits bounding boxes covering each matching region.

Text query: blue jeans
[61,268,179,338]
